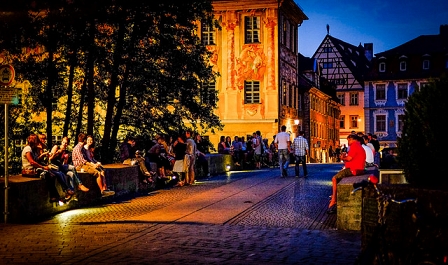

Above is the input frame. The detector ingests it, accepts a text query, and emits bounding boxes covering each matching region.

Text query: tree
[397,75,448,190]
[1,0,222,164]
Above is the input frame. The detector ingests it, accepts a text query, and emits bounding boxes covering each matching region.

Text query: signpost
[1,64,16,223]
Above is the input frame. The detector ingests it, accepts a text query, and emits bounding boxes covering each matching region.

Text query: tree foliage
[1,0,221,164]
[397,75,448,190]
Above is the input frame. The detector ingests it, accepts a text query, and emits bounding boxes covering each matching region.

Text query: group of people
[326,131,381,214]
[218,131,280,170]
[21,133,115,204]
[119,130,208,188]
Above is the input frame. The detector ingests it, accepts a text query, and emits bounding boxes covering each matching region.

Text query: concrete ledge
[1,155,234,223]
[0,163,139,223]
[196,154,234,178]
[379,168,406,184]
[336,167,378,231]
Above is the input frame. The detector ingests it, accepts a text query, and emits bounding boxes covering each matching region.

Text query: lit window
[349,92,358,106]
[245,16,260,43]
[376,84,386,100]
[201,21,215,45]
[376,115,386,132]
[337,93,345,106]
[201,81,216,105]
[397,83,408,99]
[340,115,345,129]
[350,115,359,129]
[244,81,260,104]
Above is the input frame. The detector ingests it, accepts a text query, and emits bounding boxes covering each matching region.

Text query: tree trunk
[101,19,125,163]
[63,53,76,137]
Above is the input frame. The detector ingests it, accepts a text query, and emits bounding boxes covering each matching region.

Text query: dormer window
[399,55,407,71]
[400,61,406,71]
[423,60,430,70]
[379,62,386,72]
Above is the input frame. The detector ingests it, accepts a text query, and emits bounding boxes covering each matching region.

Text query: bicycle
[352,175,448,265]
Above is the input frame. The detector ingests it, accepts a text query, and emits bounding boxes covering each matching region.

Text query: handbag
[21,168,38,178]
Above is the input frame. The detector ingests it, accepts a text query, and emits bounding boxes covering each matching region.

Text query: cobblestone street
[0,163,361,264]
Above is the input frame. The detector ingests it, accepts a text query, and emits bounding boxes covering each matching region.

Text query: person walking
[274,125,291,178]
[291,130,309,178]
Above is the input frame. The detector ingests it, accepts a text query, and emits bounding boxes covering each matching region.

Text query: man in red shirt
[327,134,366,214]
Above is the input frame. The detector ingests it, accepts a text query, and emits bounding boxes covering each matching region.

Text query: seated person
[22,134,73,203]
[327,134,366,214]
[120,136,154,183]
[72,133,115,198]
[49,136,89,199]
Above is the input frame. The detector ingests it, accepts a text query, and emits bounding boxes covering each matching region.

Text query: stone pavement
[0,163,361,264]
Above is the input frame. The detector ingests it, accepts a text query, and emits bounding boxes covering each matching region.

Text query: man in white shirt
[274,125,291,177]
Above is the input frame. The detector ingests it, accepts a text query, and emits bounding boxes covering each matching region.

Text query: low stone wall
[336,167,379,230]
[196,154,234,178]
[336,174,370,230]
[1,155,233,223]
[0,163,139,223]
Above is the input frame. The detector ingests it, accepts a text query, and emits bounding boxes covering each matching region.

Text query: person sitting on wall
[120,136,155,183]
[327,134,366,214]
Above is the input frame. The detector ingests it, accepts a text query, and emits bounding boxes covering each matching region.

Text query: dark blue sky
[296,0,448,57]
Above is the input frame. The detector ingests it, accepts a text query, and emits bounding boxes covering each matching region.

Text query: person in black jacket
[120,136,154,183]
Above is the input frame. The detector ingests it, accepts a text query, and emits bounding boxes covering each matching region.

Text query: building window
[322,62,333,69]
[397,83,408,99]
[349,92,358,106]
[379,62,386,72]
[422,59,430,70]
[340,115,345,129]
[376,115,386,132]
[244,81,260,104]
[337,93,345,106]
[350,115,359,129]
[398,114,405,132]
[376,84,386,100]
[323,47,332,53]
[282,17,287,45]
[282,80,287,105]
[245,16,260,44]
[400,61,406,71]
[201,21,215,45]
[201,81,216,105]
[334,78,346,85]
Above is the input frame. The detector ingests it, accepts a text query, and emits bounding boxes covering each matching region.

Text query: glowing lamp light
[225,164,231,171]
[294,119,300,125]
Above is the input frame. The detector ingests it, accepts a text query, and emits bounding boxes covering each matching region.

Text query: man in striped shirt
[291,130,309,178]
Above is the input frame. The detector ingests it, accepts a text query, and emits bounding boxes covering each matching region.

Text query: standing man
[185,130,197,185]
[274,125,291,178]
[327,134,366,214]
[291,130,309,178]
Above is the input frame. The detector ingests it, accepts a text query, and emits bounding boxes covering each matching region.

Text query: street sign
[0,65,15,86]
[0,87,18,104]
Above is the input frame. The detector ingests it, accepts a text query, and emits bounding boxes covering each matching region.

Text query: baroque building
[201,0,308,148]
[312,26,372,146]
[364,25,448,147]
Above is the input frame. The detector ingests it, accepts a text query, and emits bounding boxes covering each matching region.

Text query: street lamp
[294,119,300,126]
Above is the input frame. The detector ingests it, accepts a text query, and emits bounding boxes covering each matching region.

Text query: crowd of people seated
[21,132,114,205]
[218,132,279,170]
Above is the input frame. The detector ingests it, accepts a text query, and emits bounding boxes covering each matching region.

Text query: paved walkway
[0,163,361,264]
